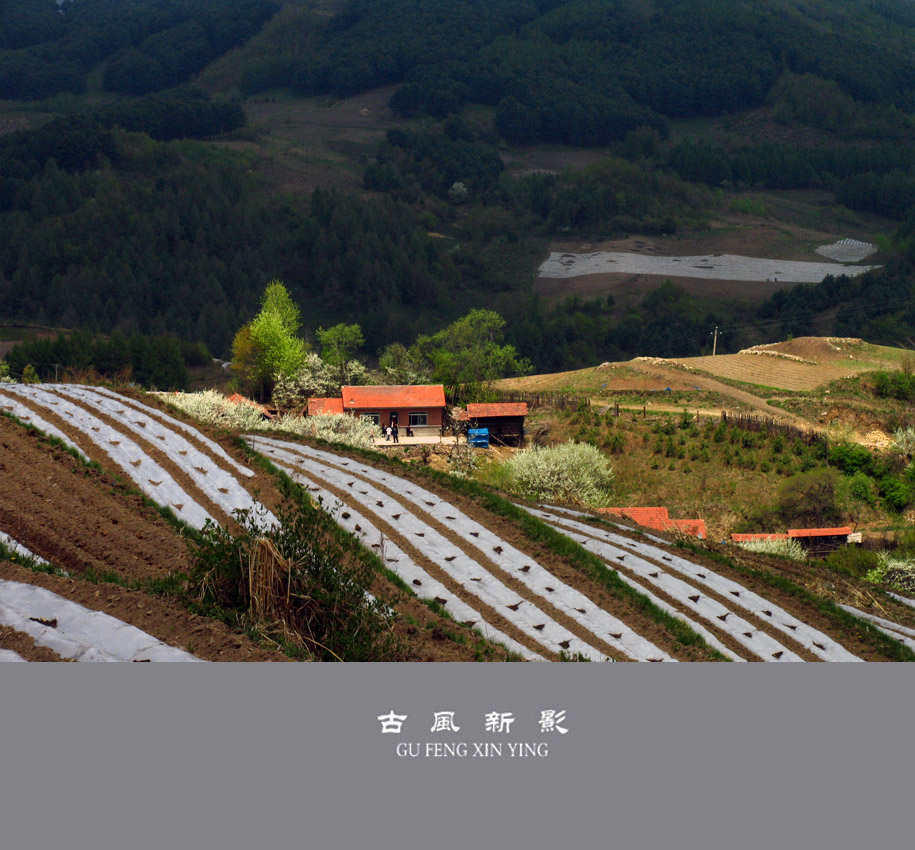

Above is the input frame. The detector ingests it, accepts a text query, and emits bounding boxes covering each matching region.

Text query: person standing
[392,423,399,443]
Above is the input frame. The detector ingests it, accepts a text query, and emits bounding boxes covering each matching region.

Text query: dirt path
[624,363,814,425]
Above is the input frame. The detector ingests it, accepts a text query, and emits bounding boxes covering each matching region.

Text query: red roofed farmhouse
[341,385,446,432]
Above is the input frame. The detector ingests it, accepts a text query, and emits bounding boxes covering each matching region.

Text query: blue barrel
[467,428,489,448]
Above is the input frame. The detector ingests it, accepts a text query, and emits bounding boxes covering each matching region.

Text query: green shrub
[846,471,878,506]
[189,496,403,661]
[504,441,614,507]
[879,475,913,513]
[777,468,842,526]
[822,546,879,578]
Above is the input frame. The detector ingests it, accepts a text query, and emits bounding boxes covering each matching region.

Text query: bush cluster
[505,441,614,508]
[189,495,403,661]
[157,390,378,449]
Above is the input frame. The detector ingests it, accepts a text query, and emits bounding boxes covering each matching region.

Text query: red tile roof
[226,393,270,415]
[308,397,344,415]
[673,519,707,539]
[466,403,529,418]
[598,507,705,538]
[788,527,853,538]
[342,385,445,409]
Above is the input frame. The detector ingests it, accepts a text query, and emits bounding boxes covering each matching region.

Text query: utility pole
[711,326,719,356]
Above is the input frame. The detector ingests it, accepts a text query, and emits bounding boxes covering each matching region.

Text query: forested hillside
[0,0,278,99]
[1,0,915,375]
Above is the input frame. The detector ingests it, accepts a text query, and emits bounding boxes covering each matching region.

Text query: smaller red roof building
[465,402,529,418]
[599,507,706,539]
[226,393,272,417]
[453,402,529,445]
[788,527,853,538]
[308,397,345,416]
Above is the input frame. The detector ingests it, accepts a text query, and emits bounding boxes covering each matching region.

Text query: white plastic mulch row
[0,578,203,662]
[0,648,27,662]
[538,251,879,283]
[247,435,674,662]
[0,388,90,461]
[90,386,255,479]
[55,385,276,530]
[837,605,915,653]
[0,383,213,529]
[257,451,543,661]
[888,592,915,611]
[527,506,862,663]
[0,530,49,565]
[535,514,799,661]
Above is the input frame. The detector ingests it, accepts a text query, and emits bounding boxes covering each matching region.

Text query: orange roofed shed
[599,507,706,539]
[341,385,446,429]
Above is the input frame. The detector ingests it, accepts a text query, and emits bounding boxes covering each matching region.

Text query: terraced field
[4,382,915,662]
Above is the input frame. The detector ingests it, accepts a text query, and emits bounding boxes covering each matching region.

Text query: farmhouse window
[408,412,428,426]
[363,412,380,425]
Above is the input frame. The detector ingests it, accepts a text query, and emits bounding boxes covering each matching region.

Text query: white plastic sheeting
[0,388,90,461]
[888,592,915,611]
[0,578,203,662]
[0,648,27,662]
[90,386,255,478]
[537,514,799,661]
[0,530,49,565]
[56,385,276,530]
[838,605,915,652]
[0,383,213,528]
[261,451,543,660]
[248,435,674,662]
[528,505,862,662]
[538,250,879,284]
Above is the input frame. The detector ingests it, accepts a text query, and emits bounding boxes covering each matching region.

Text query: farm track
[247,435,683,662]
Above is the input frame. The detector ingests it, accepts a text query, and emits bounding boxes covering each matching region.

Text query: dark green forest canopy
[0,0,279,99]
[239,0,915,146]
[2,0,915,376]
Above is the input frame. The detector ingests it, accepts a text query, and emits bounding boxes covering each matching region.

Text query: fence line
[720,411,825,445]
[486,388,590,411]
